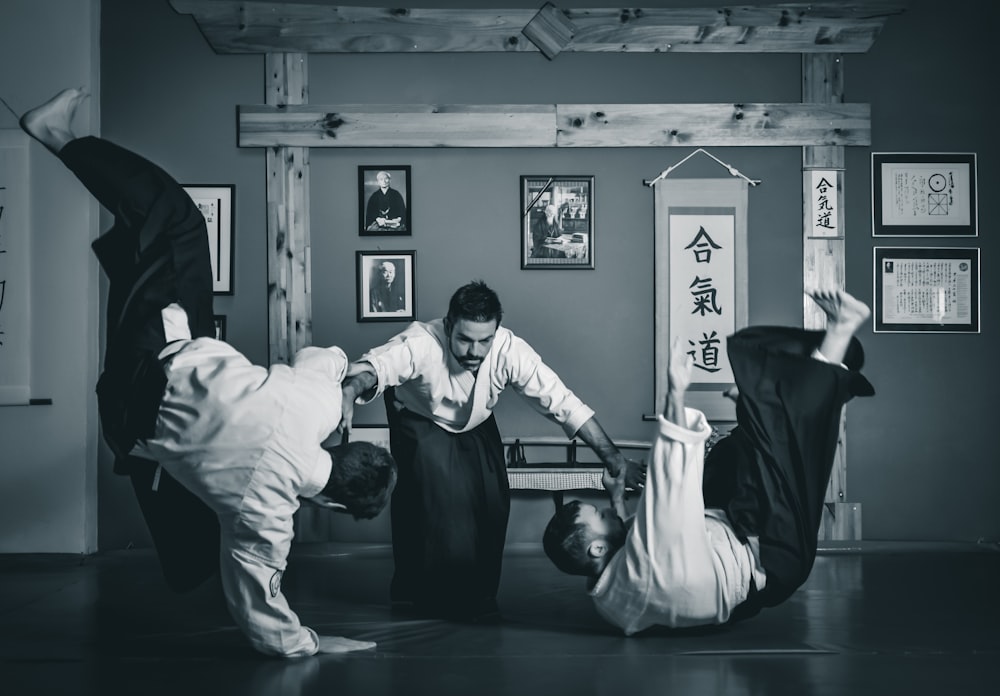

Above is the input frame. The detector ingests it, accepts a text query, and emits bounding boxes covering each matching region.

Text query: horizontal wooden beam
[238,102,870,147]
[170,1,904,54]
[558,103,869,146]
[240,104,558,147]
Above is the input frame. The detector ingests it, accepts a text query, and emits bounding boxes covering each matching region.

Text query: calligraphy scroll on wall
[0,131,30,405]
[653,178,748,422]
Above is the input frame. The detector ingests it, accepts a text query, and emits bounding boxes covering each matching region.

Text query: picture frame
[521,175,595,269]
[359,165,411,236]
[346,424,391,452]
[873,246,980,333]
[0,130,32,405]
[871,153,977,237]
[356,250,416,322]
[212,315,227,341]
[182,184,235,294]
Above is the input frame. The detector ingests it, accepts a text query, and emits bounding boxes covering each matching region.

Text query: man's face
[379,262,395,283]
[575,504,627,549]
[446,317,498,372]
[376,172,390,190]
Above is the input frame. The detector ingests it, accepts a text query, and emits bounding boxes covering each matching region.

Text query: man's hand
[622,457,647,491]
[338,391,355,434]
[602,465,627,519]
[668,337,694,395]
[338,364,377,434]
[664,337,692,426]
[316,635,376,654]
[602,457,645,518]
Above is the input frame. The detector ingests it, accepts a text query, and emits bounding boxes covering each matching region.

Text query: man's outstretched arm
[574,416,645,519]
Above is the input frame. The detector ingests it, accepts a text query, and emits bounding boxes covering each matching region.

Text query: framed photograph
[521,175,594,269]
[871,153,977,237]
[182,184,235,294]
[212,315,227,341]
[359,166,411,236]
[356,251,416,322]
[873,246,979,333]
[346,424,391,452]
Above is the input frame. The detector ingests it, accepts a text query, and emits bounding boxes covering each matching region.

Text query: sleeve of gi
[502,334,594,437]
[641,409,717,602]
[218,527,319,658]
[354,332,421,404]
[291,345,348,382]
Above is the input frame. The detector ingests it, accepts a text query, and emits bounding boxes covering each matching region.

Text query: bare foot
[19,88,88,154]
[808,288,870,333]
[808,288,870,365]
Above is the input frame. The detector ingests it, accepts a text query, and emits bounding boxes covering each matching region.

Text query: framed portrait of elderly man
[356,251,416,322]
[359,165,411,236]
[521,175,595,269]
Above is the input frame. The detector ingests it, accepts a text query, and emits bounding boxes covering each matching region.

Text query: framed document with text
[872,153,977,237]
[874,247,979,333]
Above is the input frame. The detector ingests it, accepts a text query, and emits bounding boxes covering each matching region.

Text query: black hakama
[384,389,510,618]
[701,326,875,618]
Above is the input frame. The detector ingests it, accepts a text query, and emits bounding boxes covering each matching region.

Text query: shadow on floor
[1,542,997,695]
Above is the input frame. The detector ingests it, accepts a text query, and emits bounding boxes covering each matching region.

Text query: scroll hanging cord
[0,94,21,121]
[644,148,761,187]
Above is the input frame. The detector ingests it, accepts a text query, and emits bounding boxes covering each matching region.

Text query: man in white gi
[19,88,397,657]
[340,280,645,621]
[543,289,875,631]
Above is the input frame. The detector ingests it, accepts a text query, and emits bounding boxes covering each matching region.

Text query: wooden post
[803,53,861,541]
[265,53,332,541]
[265,53,312,366]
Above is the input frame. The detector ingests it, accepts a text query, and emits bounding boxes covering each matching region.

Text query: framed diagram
[182,184,235,294]
[873,246,979,333]
[521,175,594,269]
[871,153,977,237]
[356,250,415,322]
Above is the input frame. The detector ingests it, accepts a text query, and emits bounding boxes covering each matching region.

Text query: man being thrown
[543,289,874,632]
[19,88,397,657]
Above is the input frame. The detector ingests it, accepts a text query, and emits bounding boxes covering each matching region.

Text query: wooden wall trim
[238,102,870,148]
[169,1,904,55]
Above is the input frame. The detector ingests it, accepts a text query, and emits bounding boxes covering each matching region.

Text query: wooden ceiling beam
[169,1,904,55]
[238,102,870,148]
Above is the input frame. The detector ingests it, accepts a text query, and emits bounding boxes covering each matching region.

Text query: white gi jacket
[357,319,594,436]
[133,337,346,657]
[590,408,764,634]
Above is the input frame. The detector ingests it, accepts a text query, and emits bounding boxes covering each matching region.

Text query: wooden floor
[2,542,998,696]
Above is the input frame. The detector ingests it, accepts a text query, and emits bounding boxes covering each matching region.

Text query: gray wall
[0,0,101,553]
[90,0,997,548]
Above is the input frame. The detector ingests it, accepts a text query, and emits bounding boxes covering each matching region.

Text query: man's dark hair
[321,441,397,520]
[446,280,503,327]
[542,500,596,576]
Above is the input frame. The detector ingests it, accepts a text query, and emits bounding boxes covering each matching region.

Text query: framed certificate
[873,247,979,333]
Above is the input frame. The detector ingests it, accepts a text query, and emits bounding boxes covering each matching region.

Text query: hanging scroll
[653,178,748,421]
[0,130,31,405]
